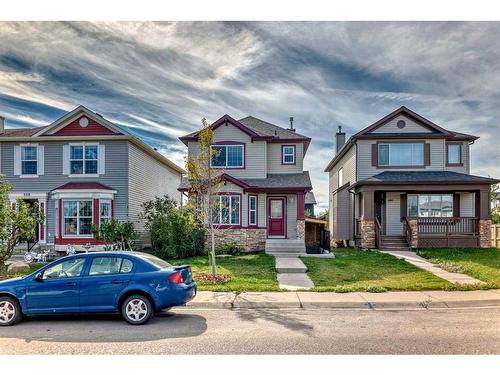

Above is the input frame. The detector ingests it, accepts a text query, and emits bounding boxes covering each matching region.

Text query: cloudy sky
[1,21,500,211]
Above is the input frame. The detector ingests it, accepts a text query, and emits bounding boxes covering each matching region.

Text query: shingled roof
[354,171,498,186]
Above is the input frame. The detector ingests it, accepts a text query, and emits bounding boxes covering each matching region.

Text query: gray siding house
[0,106,184,250]
[325,107,498,250]
[179,115,313,254]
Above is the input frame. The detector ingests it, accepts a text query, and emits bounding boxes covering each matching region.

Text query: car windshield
[136,253,172,269]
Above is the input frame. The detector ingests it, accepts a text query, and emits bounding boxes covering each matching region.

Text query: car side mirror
[34,272,43,282]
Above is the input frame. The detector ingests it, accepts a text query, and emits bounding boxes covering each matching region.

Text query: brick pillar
[409,218,418,248]
[479,219,492,248]
[360,218,375,249]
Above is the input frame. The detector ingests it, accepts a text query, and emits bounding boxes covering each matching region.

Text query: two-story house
[0,105,184,251]
[178,115,313,254]
[325,106,498,250]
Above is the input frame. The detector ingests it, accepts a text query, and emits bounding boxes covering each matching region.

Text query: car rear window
[136,253,172,269]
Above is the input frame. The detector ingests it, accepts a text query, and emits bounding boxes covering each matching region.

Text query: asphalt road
[1,307,500,354]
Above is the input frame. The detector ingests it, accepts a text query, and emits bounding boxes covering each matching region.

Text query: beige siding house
[325,106,498,250]
[179,115,313,254]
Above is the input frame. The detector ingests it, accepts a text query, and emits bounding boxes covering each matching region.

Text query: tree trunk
[0,261,8,279]
[210,226,216,276]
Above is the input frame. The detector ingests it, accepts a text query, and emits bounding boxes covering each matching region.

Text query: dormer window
[210,144,244,168]
[70,144,98,174]
[21,145,38,175]
[282,145,296,164]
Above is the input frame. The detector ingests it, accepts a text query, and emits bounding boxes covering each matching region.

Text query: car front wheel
[121,295,153,325]
[0,296,22,327]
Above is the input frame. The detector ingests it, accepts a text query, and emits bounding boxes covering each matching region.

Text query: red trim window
[248,195,258,226]
[213,194,241,227]
[99,199,112,226]
[210,142,245,169]
[282,145,296,165]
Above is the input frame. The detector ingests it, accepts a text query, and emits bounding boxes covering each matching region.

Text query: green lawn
[301,248,454,292]
[170,253,280,292]
[417,248,500,288]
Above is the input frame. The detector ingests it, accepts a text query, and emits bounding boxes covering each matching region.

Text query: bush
[141,196,206,259]
[216,241,242,256]
[92,218,139,251]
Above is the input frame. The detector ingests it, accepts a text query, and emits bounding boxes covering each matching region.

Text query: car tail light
[169,272,184,284]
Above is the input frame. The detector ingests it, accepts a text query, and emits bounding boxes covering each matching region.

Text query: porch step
[380,235,410,251]
[265,238,306,257]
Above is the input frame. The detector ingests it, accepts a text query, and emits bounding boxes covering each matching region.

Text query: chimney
[0,116,4,134]
[335,125,346,154]
[288,116,295,132]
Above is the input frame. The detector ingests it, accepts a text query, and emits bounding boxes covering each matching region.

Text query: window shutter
[98,144,105,175]
[14,145,21,175]
[453,193,460,217]
[424,143,431,166]
[62,144,70,175]
[371,144,378,166]
[400,194,407,222]
[37,145,44,175]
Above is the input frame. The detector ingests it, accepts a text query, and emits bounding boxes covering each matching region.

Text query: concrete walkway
[184,290,500,309]
[275,257,314,290]
[379,250,485,285]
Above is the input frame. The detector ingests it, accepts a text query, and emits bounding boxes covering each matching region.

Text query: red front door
[268,198,285,237]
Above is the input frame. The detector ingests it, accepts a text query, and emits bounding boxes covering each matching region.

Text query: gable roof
[0,105,185,175]
[354,171,499,186]
[179,114,311,153]
[325,106,478,172]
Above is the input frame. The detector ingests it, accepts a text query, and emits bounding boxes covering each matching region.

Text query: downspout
[348,187,356,243]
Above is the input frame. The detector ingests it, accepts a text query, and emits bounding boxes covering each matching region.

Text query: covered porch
[352,171,497,249]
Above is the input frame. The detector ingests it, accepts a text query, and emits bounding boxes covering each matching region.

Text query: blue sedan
[0,252,196,326]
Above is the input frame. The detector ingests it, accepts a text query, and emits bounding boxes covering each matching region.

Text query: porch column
[296,192,305,240]
[477,188,492,248]
[360,190,375,249]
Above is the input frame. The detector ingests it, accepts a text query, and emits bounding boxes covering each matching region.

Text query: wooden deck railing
[416,217,479,235]
[375,217,382,249]
[402,217,412,247]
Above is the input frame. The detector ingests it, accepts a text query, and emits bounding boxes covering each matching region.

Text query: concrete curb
[179,290,500,310]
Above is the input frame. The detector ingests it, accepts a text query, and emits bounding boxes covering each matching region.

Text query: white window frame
[407,194,454,218]
[210,144,244,168]
[99,200,112,226]
[338,167,343,187]
[63,199,93,237]
[378,143,424,167]
[248,195,257,226]
[20,144,39,178]
[213,195,240,225]
[282,145,295,164]
[69,143,99,177]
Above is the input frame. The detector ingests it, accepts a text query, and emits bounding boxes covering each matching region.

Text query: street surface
[1,307,499,354]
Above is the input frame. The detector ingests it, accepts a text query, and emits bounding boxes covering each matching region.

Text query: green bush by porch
[301,248,454,292]
[170,253,279,292]
[416,248,500,288]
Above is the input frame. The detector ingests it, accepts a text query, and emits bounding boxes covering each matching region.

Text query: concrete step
[267,252,306,258]
[275,257,308,273]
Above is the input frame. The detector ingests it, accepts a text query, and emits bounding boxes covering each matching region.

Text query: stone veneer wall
[297,219,305,240]
[209,228,266,252]
[360,218,375,249]
[408,219,418,248]
[479,219,492,248]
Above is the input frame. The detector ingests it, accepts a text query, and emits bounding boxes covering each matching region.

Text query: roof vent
[96,113,103,118]
[289,116,296,132]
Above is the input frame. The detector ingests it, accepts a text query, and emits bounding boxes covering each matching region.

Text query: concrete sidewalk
[181,290,500,310]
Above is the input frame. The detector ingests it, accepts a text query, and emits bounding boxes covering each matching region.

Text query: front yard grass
[170,253,280,292]
[417,248,500,288]
[301,248,455,292]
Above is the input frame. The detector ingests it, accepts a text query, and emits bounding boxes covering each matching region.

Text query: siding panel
[371,115,434,134]
[267,143,303,173]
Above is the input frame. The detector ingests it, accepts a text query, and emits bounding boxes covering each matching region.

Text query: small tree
[0,176,43,277]
[492,184,500,224]
[186,118,227,276]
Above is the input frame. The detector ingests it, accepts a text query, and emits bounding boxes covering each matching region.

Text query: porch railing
[416,217,479,235]
[402,217,412,247]
[375,217,382,249]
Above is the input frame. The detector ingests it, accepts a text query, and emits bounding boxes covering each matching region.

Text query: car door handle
[65,282,77,286]
[111,280,125,284]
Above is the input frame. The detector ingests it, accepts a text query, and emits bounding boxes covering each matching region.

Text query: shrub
[92,218,139,251]
[141,196,206,259]
[216,241,243,256]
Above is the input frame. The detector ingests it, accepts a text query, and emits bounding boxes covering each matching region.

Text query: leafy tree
[0,176,43,277]
[185,118,228,276]
[92,218,139,251]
